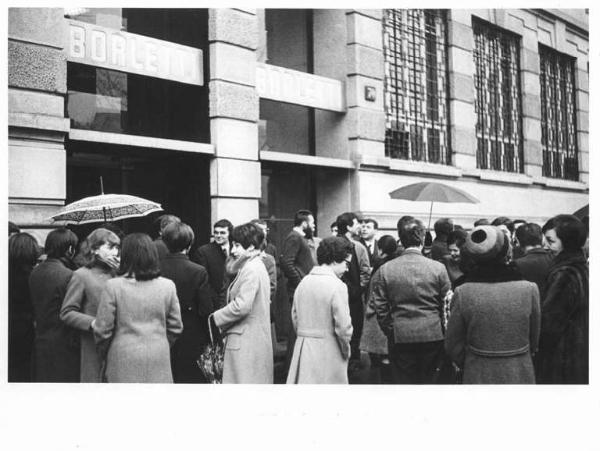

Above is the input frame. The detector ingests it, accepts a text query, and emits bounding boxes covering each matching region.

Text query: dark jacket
[29,258,80,382]
[8,263,35,382]
[514,248,553,297]
[280,230,314,295]
[160,253,213,383]
[360,238,380,267]
[153,238,169,260]
[431,237,449,261]
[445,265,540,384]
[372,248,451,344]
[191,241,228,309]
[536,251,588,384]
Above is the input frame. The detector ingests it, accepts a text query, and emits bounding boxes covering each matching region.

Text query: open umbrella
[389,181,480,229]
[50,193,163,225]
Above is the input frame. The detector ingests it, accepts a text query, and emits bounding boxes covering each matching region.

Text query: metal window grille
[383,9,450,164]
[473,20,523,173]
[539,45,579,181]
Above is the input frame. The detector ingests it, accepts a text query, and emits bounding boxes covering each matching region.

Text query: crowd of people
[7,207,589,384]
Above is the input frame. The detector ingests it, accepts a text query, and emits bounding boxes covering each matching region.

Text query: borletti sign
[66,19,203,86]
[256,63,346,112]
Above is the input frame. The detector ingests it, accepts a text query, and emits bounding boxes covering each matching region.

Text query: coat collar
[309,265,338,277]
[400,248,423,257]
[162,253,189,261]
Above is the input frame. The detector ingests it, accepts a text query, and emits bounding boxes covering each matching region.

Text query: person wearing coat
[287,237,354,384]
[445,226,541,384]
[60,228,121,382]
[536,215,588,384]
[29,228,81,382]
[94,233,183,383]
[8,232,40,382]
[212,223,273,384]
[159,222,214,383]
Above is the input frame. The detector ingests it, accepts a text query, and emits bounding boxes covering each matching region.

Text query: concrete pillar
[447,10,477,170]
[208,8,260,225]
[8,8,70,235]
[575,58,589,184]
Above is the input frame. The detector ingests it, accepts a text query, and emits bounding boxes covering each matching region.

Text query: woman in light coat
[287,236,354,384]
[94,233,183,383]
[60,228,120,382]
[212,223,273,384]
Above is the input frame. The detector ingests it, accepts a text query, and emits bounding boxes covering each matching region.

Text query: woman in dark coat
[159,222,213,383]
[445,226,540,384]
[536,215,588,384]
[8,232,40,382]
[29,228,81,382]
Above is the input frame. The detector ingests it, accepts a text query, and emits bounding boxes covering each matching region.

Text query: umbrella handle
[428,201,434,230]
[100,176,104,195]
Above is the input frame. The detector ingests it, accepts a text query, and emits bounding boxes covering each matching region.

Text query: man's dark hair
[231,223,265,250]
[399,219,426,249]
[377,235,398,257]
[396,215,415,237]
[316,236,353,265]
[293,210,313,227]
[336,212,358,236]
[45,227,79,259]
[214,219,234,237]
[491,216,515,234]
[162,222,195,253]
[447,229,467,248]
[8,221,20,236]
[515,223,543,248]
[9,232,40,268]
[513,219,527,227]
[119,233,161,281]
[155,214,181,235]
[330,221,338,230]
[542,214,587,252]
[362,218,379,229]
[474,218,490,227]
[434,218,454,237]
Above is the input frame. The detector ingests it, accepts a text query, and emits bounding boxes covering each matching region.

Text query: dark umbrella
[573,204,588,220]
[389,181,480,229]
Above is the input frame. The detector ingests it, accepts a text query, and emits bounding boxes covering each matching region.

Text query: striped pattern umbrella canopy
[50,193,163,225]
[389,182,480,204]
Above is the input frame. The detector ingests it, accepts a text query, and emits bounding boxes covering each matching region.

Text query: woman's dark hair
[231,223,265,250]
[119,233,161,281]
[447,229,467,248]
[377,235,398,257]
[491,216,514,234]
[336,212,358,235]
[9,232,40,269]
[162,222,195,253]
[77,228,121,268]
[542,214,587,253]
[515,223,543,248]
[45,228,79,259]
[317,236,353,265]
[399,219,426,249]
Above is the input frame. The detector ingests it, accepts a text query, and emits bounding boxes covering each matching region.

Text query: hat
[464,226,508,263]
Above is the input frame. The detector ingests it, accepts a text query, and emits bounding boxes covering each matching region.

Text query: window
[539,45,579,181]
[473,19,523,173]
[383,9,450,164]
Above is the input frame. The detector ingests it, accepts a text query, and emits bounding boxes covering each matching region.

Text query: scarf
[464,262,523,284]
[224,250,261,279]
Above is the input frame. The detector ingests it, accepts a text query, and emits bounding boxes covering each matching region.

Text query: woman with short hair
[445,226,540,384]
[94,233,183,383]
[536,214,588,384]
[212,223,273,383]
[29,228,81,382]
[60,228,120,382]
[8,232,40,382]
[287,236,354,384]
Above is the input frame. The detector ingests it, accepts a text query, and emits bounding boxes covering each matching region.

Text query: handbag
[197,314,224,384]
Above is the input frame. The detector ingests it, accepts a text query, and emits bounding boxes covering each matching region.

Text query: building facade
[8,8,589,247]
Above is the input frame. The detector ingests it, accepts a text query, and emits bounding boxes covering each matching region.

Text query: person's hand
[97,254,120,270]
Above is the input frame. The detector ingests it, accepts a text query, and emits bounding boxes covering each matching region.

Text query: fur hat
[464,226,508,263]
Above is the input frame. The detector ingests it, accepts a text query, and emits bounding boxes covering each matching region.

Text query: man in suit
[337,212,371,371]
[160,222,213,383]
[372,218,451,384]
[514,222,554,297]
[191,219,233,310]
[360,218,380,266]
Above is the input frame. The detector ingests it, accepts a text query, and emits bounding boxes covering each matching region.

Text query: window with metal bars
[383,9,450,164]
[539,45,579,181]
[472,19,523,173]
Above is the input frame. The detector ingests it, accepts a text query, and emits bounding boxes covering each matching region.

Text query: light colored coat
[60,266,114,382]
[213,254,273,384]
[287,266,353,384]
[94,276,183,383]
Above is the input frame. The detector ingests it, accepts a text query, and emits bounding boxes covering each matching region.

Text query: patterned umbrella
[389,182,479,228]
[50,193,163,225]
